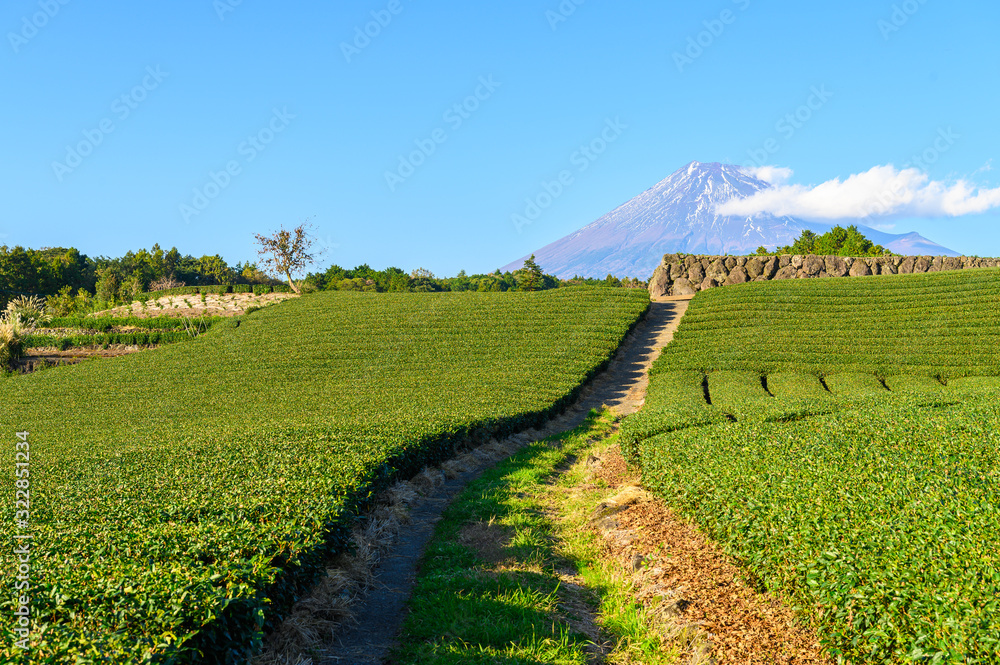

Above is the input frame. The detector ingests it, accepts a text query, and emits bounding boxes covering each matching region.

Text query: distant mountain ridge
[504,161,958,279]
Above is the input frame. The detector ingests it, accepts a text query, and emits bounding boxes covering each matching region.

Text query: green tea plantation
[657,267,1000,377]
[623,268,1000,663]
[0,288,648,663]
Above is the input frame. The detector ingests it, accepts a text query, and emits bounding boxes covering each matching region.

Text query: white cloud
[742,165,793,185]
[718,164,1000,220]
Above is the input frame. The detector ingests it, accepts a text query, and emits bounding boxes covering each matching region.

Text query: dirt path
[283,297,692,665]
[550,295,693,424]
[590,449,832,664]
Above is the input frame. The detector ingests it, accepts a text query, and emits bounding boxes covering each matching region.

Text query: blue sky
[2,0,998,276]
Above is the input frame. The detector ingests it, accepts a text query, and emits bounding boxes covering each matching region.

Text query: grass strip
[392,410,679,665]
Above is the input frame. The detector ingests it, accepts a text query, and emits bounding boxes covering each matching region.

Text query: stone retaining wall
[648,253,1000,298]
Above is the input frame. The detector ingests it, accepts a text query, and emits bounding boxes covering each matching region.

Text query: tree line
[0,244,273,311]
[303,256,647,294]
[0,244,647,313]
[757,225,890,257]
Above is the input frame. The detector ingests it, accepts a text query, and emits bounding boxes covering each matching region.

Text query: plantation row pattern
[0,288,648,663]
[623,269,1000,663]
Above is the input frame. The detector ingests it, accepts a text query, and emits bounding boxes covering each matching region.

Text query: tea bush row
[137,284,292,301]
[656,268,1000,377]
[0,288,648,663]
[637,392,1000,663]
[628,269,1000,662]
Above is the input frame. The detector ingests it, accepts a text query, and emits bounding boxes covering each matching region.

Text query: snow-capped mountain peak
[503,161,956,279]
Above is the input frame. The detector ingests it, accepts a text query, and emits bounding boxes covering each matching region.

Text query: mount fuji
[503,161,957,279]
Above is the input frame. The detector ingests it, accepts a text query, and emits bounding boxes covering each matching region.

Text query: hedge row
[0,287,649,663]
[46,314,226,333]
[626,268,1000,662]
[655,267,1000,378]
[136,284,293,301]
[21,331,195,350]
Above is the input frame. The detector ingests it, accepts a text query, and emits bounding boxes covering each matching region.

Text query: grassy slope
[0,288,648,663]
[627,270,1000,663]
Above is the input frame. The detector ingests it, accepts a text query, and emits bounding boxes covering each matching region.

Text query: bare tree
[253,221,324,294]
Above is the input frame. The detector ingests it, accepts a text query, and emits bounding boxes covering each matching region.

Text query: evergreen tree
[519,254,544,292]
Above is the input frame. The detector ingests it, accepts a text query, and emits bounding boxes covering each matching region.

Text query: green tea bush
[618,370,727,463]
[822,372,889,399]
[706,371,774,421]
[137,286,203,301]
[765,372,832,402]
[627,269,1000,662]
[638,393,1000,663]
[657,268,1000,378]
[0,288,648,662]
[884,374,948,394]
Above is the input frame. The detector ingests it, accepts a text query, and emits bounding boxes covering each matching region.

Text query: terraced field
[623,269,1000,663]
[657,267,1000,376]
[0,288,648,663]
[21,314,224,351]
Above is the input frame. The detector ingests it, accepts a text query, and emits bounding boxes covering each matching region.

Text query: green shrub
[0,288,650,662]
[631,269,1000,661]
[139,286,203,301]
[638,393,1000,663]
[0,316,25,368]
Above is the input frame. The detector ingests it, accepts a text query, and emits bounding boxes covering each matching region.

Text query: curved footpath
[300,296,693,665]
